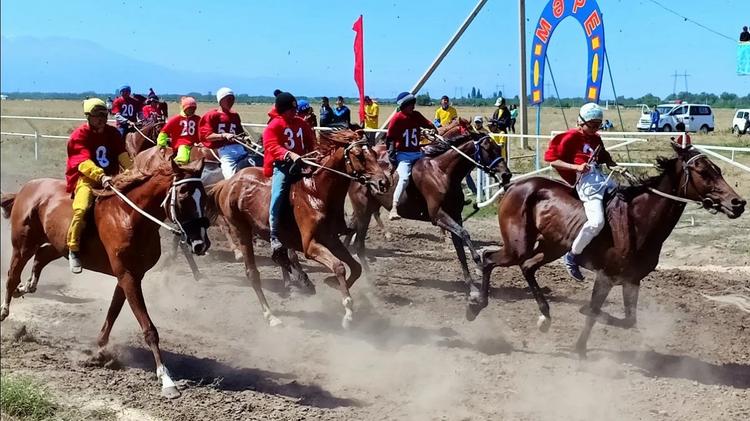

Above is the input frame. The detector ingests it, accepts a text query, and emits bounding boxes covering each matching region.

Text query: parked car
[732,109,750,136]
[637,103,714,133]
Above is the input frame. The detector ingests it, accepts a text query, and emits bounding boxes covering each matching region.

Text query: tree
[470,87,477,99]
[416,92,432,106]
[476,88,482,99]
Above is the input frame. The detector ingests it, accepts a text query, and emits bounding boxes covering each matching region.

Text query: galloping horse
[207,129,389,328]
[0,147,210,398]
[346,123,512,295]
[125,120,164,157]
[473,143,746,357]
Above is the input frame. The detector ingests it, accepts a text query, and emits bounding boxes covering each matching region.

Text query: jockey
[157,96,200,165]
[65,98,133,273]
[140,89,163,122]
[544,102,619,281]
[111,85,140,138]
[198,87,258,179]
[262,92,316,258]
[386,91,436,221]
[297,99,318,128]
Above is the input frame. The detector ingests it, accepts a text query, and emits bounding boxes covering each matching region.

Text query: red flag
[352,15,365,124]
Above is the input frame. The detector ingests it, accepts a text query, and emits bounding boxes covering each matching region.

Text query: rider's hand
[101,176,113,189]
[575,163,589,172]
[222,132,234,141]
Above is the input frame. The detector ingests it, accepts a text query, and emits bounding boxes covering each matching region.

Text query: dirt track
[1,207,749,420]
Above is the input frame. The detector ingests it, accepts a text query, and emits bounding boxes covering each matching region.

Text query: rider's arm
[198,113,233,143]
[262,121,295,161]
[548,159,587,172]
[78,160,106,183]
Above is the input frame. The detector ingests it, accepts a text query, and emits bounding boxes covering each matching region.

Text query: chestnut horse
[0,147,210,398]
[474,143,746,357]
[125,120,165,157]
[346,126,512,294]
[207,129,389,328]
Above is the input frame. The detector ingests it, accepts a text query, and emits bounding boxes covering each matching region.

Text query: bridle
[620,153,708,206]
[301,139,381,190]
[159,177,210,240]
[433,133,506,174]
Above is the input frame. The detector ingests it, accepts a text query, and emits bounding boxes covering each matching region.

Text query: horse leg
[15,243,60,297]
[95,285,126,360]
[118,271,179,399]
[352,210,374,279]
[433,208,483,270]
[179,241,204,282]
[465,246,520,321]
[220,217,243,261]
[306,239,355,329]
[575,273,614,358]
[1,246,36,321]
[237,233,282,326]
[286,249,315,294]
[621,280,640,329]
[520,256,552,332]
[372,210,392,241]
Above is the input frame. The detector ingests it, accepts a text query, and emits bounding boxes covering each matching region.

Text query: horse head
[672,143,746,218]
[166,156,210,255]
[318,129,390,195]
[473,132,512,186]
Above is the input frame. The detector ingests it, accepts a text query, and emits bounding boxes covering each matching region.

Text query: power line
[645,0,735,42]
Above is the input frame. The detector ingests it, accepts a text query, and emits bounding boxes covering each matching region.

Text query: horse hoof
[268,316,283,327]
[536,315,551,333]
[342,315,353,329]
[0,307,8,322]
[233,250,243,261]
[384,232,393,241]
[465,305,479,321]
[161,386,181,399]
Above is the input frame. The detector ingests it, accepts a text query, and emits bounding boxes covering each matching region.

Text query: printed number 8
[95,145,110,167]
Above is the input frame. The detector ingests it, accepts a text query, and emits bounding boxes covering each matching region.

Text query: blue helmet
[297,99,311,112]
[396,91,415,106]
[119,85,131,93]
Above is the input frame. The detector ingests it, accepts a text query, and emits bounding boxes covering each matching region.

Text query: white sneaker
[69,251,82,274]
[388,207,401,221]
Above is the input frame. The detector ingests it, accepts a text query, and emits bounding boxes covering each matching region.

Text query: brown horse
[207,129,389,328]
[125,120,164,157]
[0,147,209,398]
[346,126,512,294]
[474,143,746,357]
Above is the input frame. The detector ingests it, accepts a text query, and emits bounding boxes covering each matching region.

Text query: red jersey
[198,108,244,149]
[386,110,433,152]
[161,114,202,149]
[111,96,141,126]
[262,114,316,177]
[65,123,125,192]
[544,128,612,185]
[141,104,163,121]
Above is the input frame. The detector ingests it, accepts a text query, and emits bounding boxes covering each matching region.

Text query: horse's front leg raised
[306,239,358,329]
[432,208,482,285]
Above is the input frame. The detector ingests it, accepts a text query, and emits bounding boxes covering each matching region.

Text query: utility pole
[518,0,529,148]
[671,70,690,96]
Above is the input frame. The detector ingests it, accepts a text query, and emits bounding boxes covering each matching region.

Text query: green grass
[1,374,57,420]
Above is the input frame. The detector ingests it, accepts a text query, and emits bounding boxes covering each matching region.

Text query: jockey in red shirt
[65,98,133,273]
[386,91,436,220]
[111,85,141,138]
[198,87,261,179]
[262,92,316,258]
[544,102,620,281]
[140,89,165,122]
[157,96,200,164]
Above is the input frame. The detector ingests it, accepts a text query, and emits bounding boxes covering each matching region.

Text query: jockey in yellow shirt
[65,98,133,273]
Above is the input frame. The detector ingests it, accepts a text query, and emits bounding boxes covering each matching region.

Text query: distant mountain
[0,36,335,95]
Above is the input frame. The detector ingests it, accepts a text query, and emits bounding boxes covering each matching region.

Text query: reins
[300,139,376,187]
[618,153,706,206]
[132,123,157,145]
[433,133,501,174]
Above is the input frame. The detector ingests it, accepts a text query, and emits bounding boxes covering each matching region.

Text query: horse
[473,143,746,357]
[345,123,513,297]
[0,147,210,398]
[207,129,389,328]
[125,120,165,158]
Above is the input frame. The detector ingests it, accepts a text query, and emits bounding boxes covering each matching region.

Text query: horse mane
[614,156,678,201]
[316,128,362,157]
[422,131,476,157]
[94,156,173,198]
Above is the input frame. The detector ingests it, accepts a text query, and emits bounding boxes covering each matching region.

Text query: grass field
[2,99,749,198]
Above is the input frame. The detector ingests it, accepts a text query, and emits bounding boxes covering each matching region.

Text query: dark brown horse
[125,120,164,157]
[346,125,512,293]
[207,129,389,328]
[474,143,746,357]
[0,147,209,398]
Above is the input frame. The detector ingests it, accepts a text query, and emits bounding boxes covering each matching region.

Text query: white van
[732,109,750,135]
[637,103,714,133]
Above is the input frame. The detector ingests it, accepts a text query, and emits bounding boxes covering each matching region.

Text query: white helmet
[216,87,234,104]
[578,102,603,124]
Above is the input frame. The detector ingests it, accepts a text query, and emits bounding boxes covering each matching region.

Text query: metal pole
[379,0,489,130]
[34,130,39,160]
[535,105,541,170]
[604,49,631,162]
[519,0,529,149]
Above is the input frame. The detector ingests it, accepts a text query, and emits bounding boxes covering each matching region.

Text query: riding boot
[270,234,284,262]
[69,250,82,274]
[563,252,585,282]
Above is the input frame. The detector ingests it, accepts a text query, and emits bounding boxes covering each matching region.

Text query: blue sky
[1,0,748,99]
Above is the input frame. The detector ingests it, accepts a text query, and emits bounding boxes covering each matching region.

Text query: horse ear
[178,157,205,175]
[670,140,693,155]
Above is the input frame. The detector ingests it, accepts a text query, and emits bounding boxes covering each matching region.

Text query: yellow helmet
[83,98,107,115]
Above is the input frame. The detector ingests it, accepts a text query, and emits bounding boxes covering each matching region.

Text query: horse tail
[0,193,16,219]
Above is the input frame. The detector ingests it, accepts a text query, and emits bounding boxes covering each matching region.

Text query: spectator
[434,95,458,127]
[649,105,660,132]
[297,99,318,128]
[471,115,488,135]
[319,97,333,127]
[740,26,750,42]
[601,119,614,131]
[363,96,379,143]
[509,104,518,133]
[332,96,351,126]
[673,122,691,147]
[491,97,511,133]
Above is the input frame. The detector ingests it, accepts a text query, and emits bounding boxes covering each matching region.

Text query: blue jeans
[392,151,422,207]
[218,144,253,179]
[269,163,292,238]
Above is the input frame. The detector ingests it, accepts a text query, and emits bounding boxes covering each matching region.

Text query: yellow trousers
[66,177,96,252]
